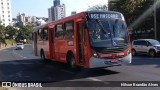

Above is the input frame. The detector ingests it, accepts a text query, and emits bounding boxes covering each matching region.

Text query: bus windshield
[88,19,129,48]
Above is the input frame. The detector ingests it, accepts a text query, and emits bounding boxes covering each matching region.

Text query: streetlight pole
[154,0,157,40]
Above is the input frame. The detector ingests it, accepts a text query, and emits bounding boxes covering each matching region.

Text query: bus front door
[77,22,86,65]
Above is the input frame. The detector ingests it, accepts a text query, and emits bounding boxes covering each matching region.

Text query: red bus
[32,11,132,69]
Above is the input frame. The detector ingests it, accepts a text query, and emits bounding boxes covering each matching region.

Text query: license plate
[111,59,118,63]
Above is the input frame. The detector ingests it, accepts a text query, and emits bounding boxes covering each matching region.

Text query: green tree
[5,25,17,39]
[15,25,33,43]
[109,0,150,25]
[87,4,108,11]
[0,25,6,47]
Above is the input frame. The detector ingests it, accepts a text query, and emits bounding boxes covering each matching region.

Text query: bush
[5,39,16,46]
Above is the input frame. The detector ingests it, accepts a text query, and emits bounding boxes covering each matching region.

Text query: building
[0,0,12,26]
[31,16,37,23]
[48,6,55,21]
[48,0,66,21]
[25,16,32,23]
[71,11,76,16]
[17,13,26,22]
[54,0,60,7]
[17,13,26,26]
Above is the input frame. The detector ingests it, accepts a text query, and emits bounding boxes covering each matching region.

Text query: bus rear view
[85,11,132,68]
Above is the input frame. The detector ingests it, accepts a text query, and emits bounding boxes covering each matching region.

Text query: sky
[11,0,108,18]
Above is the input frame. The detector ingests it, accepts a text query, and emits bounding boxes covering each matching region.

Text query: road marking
[87,77,102,81]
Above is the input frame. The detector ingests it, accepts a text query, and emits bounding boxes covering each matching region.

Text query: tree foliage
[87,4,108,11]
[5,25,17,39]
[15,25,33,43]
[109,0,154,26]
[0,24,33,44]
[0,25,5,44]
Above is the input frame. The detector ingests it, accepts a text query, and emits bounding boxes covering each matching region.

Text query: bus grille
[101,46,128,54]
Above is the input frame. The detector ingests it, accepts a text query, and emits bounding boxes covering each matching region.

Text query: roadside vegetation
[0,24,33,48]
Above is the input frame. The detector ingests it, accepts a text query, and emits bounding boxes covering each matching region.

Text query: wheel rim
[150,51,155,57]
[41,53,45,60]
[70,58,75,68]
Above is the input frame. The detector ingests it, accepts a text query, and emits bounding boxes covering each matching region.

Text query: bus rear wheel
[41,51,47,62]
[69,56,77,69]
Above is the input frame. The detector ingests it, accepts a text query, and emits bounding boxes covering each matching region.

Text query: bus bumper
[89,53,132,68]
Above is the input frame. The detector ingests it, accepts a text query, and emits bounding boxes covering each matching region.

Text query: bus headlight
[92,51,99,57]
[93,53,98,57]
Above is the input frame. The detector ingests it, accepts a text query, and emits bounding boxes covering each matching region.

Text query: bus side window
[43,28,48,41]
[64,21,74,40]
[55,24,64,40]
[38,29,43,41]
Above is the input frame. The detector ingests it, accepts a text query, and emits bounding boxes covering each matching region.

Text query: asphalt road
[0,45,160,90]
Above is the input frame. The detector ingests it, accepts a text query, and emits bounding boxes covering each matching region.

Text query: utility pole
[154,0,157,40]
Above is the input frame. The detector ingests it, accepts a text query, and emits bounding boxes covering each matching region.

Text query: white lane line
[87,77,102,81]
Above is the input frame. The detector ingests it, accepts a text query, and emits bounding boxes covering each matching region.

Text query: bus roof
[33,11,123,31]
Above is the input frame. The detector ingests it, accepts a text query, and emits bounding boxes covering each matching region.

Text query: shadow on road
[131,55,160,68]
[0,59,119,82]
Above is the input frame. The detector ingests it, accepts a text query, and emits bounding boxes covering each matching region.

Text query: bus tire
[69,56,77,69]
[41,50,47,62]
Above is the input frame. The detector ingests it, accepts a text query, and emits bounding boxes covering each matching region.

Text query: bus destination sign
[88,13,121,19]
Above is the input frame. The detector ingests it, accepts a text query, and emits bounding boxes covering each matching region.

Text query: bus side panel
[54,40,68,62]
[32,32,38,56]
[43,41,50,59]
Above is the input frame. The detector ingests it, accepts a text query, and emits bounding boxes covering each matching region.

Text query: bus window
[64,21,74,40]
[43,28,48,41]
[55,24,64,40]
[38,29,43,41]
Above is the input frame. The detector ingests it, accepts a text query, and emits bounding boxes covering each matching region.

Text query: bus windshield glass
[87,18,129,48]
